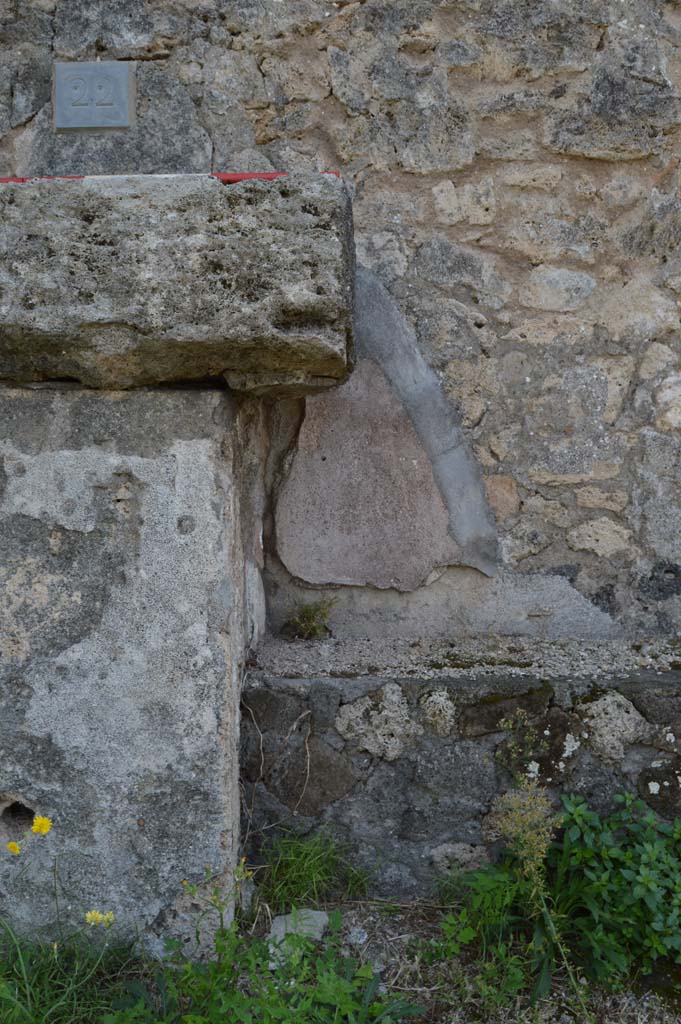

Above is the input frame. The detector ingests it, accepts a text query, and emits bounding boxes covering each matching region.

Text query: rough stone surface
[3,0,681,634]
[430,842,489,873]
[0,174,354,397]
[242,655,681,894]
[14,65,213,176]
[352,267,499,576]
[578,692,654,764]
[334,683,424,760]
[0,385,249,944]
[567,518,634,559]
[484,475,521,522]
[268,909,329,946]
[520,266,597,312]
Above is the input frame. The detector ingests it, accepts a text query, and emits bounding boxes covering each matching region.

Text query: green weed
[0,915,422,1024]
[256,831,369,915]
[427,788,681,1015]
[0,937,139,1024]
[546,792,681,984]
[281,598,336,640]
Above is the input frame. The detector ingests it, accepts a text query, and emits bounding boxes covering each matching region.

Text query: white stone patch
[432,177,496,225]
[520,265,596,312]
[580,692,653,763]
[420,689,457,737]
[648,782,660,795]
[335,684,423,761]
[526,760,540,779]
[567,518,633,559]
[562,733,581,759]
[655,373,681,431]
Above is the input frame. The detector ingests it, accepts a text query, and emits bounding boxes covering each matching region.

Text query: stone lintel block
[0,385,244,945]
[0,173,355,397]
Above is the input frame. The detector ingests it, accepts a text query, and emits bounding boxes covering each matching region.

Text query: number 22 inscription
[67,74,115,107]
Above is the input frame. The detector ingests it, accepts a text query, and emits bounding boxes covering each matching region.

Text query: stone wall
[242,638,681,893]
[0,171,354,941]
[4,0,681,941]
[3,0,681,638]
[0,387,250,944]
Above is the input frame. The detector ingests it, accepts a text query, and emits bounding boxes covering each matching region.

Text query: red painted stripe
[211,172,289,183]
[0,172,340,185]
[212,171,340,182]
[0,175,85,183]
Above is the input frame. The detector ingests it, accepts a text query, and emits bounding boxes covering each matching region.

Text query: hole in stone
[177,515,195,535]
[0,801,35,836]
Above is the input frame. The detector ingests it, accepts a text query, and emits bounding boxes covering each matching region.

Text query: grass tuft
[256,831,369,914]
[281,598,336,640]
[0,934,139,1024]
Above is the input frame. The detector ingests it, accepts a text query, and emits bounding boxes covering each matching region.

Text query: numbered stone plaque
[53,61,135,131]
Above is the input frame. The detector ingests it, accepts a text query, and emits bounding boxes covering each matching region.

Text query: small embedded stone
[484,475,520,522]
[335,684,423,761]
[567,518,633,559]
[579,692,653,764]
[520,266,596,312]
[575,488,629,513]
[655,374,681,432]
[638,756,681,818]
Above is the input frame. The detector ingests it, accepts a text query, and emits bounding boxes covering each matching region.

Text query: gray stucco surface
[354,267,499,577]
[0,386,245,944]
[266,561,620,640]
[0,173,355,397]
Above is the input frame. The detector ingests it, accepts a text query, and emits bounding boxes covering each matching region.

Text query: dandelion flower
[31,816,52,836]
[85,910,114,927]
[6,842,20,856]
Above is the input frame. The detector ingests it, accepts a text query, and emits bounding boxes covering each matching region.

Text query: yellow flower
[6,842,20,856]
[31,815,52,836]
[85,909,114,928]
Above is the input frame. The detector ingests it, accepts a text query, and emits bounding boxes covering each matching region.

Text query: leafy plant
[129,911,420,1024]
[429,788,681,1015]
[282,598,337,640]
[428,781,592,1016]
[0,816,400,1024]
[546,793,681,985]
[257,831,368,915]
[0,911,421,1024]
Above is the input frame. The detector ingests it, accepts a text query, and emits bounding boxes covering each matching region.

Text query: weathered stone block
[0,173,354,397]
[276,358,463,591]
[0,386,246,945]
